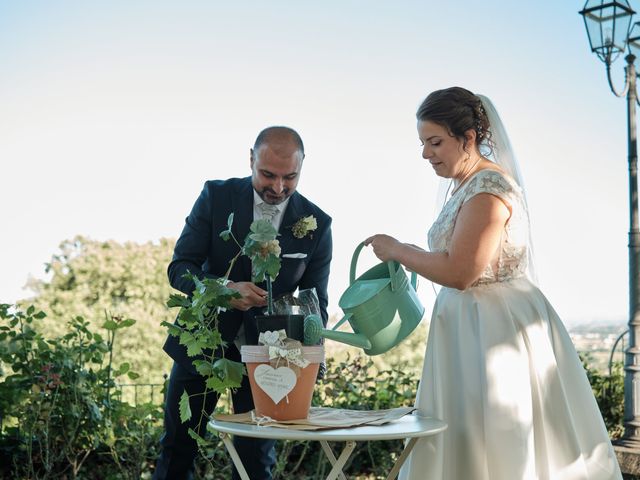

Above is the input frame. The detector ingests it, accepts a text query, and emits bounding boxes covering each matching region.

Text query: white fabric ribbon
[268,346,310,368]
[258,329,310,369]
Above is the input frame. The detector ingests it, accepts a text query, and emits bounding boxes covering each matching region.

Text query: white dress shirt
[252,190,289,231]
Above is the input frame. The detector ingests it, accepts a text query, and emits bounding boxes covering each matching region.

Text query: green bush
[23,236,177,387]
[1,302,624,479]
[0,304,163,479]
[582,353,625,439]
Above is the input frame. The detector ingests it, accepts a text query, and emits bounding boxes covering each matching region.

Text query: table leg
[320,440,356,480]
[218,432,251,480]
[385,437,418,480]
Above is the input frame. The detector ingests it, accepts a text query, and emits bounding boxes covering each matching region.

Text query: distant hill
[568,321,627,335]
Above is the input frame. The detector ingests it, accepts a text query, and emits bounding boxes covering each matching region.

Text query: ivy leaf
[167,293,190,309]
[248,219,277,242]
[219,230,231,241]
[265,256,281,279]
[183,333,208,358]
[179,390,192,423]
[176,308,198,330]
[205,375,227,394]
[193,360,214,377]
[213,358,245,387]
[179,330,194,347]
[204,329,223,349]
[161,321,182,337]
[127,371,140,380]
[188,428,209,447]
[227,212,234,230]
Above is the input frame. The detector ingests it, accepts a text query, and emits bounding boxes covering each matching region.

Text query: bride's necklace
[449,157,482,197]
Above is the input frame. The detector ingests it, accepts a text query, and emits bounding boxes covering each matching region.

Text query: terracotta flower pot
[241,345,324,421]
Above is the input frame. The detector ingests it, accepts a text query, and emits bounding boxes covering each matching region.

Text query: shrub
[0,304,163,479]
[582,353,625,439]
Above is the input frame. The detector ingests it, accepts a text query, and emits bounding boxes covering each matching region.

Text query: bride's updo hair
[416,86,493,153]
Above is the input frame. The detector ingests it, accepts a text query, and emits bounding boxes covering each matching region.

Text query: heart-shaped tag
[262,330,280,345]
[253,364,297,404]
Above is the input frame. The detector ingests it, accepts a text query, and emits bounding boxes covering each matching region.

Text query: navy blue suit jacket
[163,176,332,374]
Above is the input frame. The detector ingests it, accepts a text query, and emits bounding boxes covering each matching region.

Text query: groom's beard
[257,187,291,205]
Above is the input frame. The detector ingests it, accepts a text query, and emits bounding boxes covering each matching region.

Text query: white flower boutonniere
[291,215,317,239]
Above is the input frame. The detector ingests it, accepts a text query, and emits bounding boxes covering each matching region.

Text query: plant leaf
[213,358,245,387]
[193,360,214,377]
[188,428,209,447]
[248,219,277,242]
[167,293,190,309]
[179,390,192,423]
[103,319,118,331]
[120,318,136,328]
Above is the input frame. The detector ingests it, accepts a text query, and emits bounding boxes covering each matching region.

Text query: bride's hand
[364,234,401,262]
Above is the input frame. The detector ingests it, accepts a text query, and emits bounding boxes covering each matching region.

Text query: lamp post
[580,0,640,446]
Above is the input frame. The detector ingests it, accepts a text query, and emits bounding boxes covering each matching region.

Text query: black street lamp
[580,0,640,447]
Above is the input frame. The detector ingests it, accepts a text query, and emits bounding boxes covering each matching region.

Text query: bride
[365,87,622,479]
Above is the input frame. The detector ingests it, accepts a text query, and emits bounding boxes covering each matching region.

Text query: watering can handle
[351,242,419,291]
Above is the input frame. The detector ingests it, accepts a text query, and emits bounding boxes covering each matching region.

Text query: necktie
[259,203,279,226]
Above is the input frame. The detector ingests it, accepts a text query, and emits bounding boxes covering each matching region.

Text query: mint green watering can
[304,242,425,355]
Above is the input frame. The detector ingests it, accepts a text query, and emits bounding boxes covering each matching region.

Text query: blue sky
[0,1,632,326]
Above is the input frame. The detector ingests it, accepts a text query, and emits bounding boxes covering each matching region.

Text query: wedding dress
[399,169,622,480]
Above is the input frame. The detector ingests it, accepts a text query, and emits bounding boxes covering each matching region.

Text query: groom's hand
[227,281,268,311]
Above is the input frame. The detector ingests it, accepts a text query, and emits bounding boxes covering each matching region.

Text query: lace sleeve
[462,170,517,209]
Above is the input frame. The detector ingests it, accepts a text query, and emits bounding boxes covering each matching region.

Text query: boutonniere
[291,215,317,239]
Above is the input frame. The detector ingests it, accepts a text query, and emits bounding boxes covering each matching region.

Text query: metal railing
[114,374,167,406]
[609,329,629,376]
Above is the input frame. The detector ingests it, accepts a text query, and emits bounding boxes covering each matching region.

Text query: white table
[208,414,447,480]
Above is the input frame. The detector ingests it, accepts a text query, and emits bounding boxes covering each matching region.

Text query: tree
[23,235,176,385]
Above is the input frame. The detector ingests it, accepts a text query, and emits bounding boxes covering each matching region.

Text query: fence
[609,329,628,376]
[114,374,167,406]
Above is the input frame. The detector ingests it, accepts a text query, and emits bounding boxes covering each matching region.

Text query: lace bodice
[427,169,529,286]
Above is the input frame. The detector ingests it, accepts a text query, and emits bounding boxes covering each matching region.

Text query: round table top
[208,414,447,442]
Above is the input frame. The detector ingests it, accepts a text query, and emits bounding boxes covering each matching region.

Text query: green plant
[582,353,625,439]
[162,215,282,446]
[23,235,177,387]
[0,303,148,479]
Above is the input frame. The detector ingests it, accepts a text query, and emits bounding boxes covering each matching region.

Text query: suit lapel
[278,192,302,257]
[232,178,254,281]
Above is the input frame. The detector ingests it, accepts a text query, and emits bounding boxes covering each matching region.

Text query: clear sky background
[0,1,633,327]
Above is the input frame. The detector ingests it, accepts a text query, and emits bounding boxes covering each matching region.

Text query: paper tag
[254,364,297,404]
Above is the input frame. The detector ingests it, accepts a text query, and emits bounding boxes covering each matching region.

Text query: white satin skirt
[399,278,622,480]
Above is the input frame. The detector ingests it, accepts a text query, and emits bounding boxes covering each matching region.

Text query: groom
[153,126,333,480]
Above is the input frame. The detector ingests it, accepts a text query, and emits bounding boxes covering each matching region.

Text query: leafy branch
[162,213,283,446]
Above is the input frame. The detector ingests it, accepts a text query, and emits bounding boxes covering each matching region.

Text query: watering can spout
[303,313,372,350]
[318,329,372,350]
